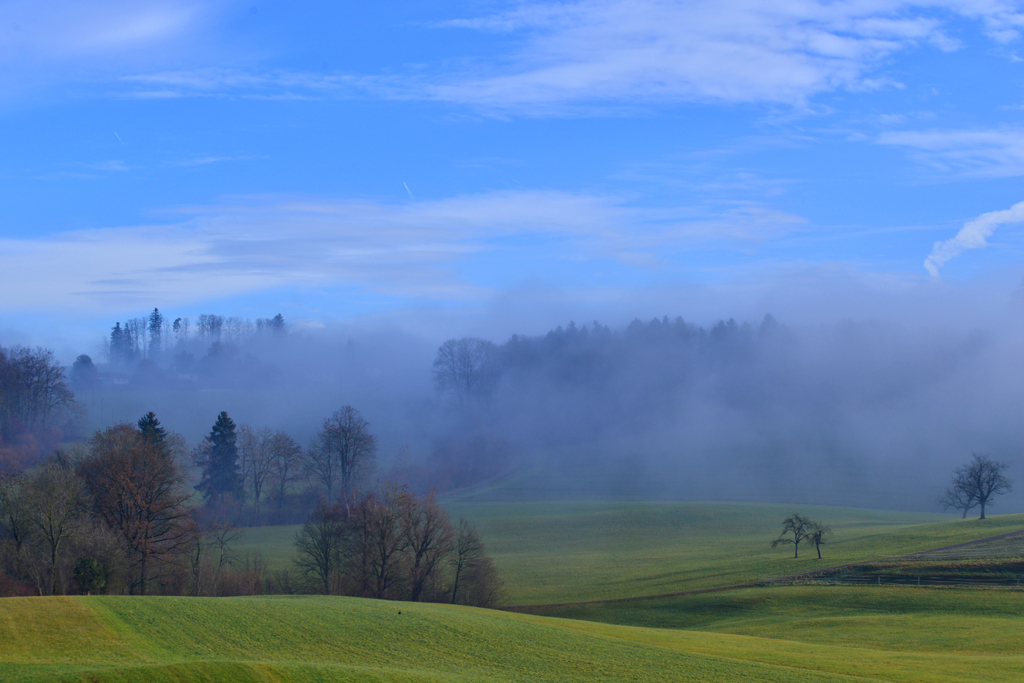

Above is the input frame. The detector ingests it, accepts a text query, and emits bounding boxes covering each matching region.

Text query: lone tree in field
[771,513,815,558]
[940,453,1012,520]
[807,520,832,559]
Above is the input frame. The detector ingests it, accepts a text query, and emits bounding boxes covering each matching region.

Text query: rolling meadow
[4,502,1024,682]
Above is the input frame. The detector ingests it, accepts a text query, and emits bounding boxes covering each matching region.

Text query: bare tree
[78,424,192,594]
[363,483,410,599]
[0,471,32,578]
[295,500,344,594]
[938,479,977,519]
[0,346,76,432]
[807,521,832,559]
[771,513,814,559]
[942,453,1012,520]
[307,406,376,504]
[209,523,243,594]
[26,458,89,595]
[238,425,275,523]
[269,431,302,515]
[402,490,454,602]
[432,338,498,404]
[449,517,502,607]
[197,314,224,341]
[125,318,146,359]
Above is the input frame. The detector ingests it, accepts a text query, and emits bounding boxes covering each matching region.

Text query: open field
[3,592,1024,682]
[6,504,1024,682]
[3,589,1024,682]
[519,583,1024,646]
[235,503,1024,604]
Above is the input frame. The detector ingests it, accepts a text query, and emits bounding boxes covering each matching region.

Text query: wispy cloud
[0,0,204,60]
[406,0,1023,113]
[27,0,1021,114]
[925,200,1024,276]
[0,191,807,313]
[879,127,1024,177]
[116,68,368,100]
[0,0,219,101]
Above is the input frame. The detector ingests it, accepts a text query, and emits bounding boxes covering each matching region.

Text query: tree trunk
[139,555,148,596]
[816,543,821,560]
[451,564,462,604]
[50,544,59,596]
[793,542,798,559]
[979,501,986,520]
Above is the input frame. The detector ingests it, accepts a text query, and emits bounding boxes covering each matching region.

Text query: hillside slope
[3,594,1024,683]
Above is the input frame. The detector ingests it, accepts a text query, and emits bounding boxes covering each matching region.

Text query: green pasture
[521,584,1024,648]
[235,502,1024,604]
[3,591,1024,683]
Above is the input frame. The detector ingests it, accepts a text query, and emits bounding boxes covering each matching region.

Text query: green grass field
[236,502,1024,604]
[6,503,1024,682]
[3,589,1024,682]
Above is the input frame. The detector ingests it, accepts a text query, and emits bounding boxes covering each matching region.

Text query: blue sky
[4,0,1024,351]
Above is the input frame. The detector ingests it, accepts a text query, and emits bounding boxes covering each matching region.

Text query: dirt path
[501,528,1024,612]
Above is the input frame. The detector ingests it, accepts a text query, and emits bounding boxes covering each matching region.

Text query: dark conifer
[196,411,242,504]
[137,412,168,454]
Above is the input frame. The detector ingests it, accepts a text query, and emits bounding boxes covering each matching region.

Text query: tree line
[108,309,286,367]
[0,346,80,470]
[1,404,502,605]
[295,487,501,606]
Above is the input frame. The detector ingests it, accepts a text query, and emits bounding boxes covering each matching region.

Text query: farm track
[501,527,1024,611]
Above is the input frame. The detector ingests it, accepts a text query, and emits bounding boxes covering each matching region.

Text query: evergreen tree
[147,308,163,358]
[196,411,242,505]
[137,412,168,454]
[110,323,133,366]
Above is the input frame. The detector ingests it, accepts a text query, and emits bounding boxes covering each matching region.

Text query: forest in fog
[3,306,1022,514]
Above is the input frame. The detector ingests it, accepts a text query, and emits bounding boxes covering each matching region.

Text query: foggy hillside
[24,303,1024,514]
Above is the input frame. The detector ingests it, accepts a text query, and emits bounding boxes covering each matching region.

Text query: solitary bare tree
[807,521,832,559]
[941,453,1012,520]
[771,513,814,559]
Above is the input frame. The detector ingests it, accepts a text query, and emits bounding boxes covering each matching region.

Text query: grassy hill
[237,503,1024,604]
[6,504,1024,682]
[3,592,1024,682]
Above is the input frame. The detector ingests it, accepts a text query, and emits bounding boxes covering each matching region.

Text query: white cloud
[415,0,1024,112]
[0,0,218,101]
[0,0,203,59]
[0,191,806,313]
[879,127,1024,176]
[117,68,369,99]
[13,0,1020,112]
[924,200,1024,276]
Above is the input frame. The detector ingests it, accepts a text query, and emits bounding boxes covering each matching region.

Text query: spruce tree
[137,412,168,456]
[196,411,242,504]
[110,323,132,366]
[147,308,163,358]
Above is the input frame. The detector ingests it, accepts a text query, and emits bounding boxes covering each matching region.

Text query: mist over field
[9,273,1021,514]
